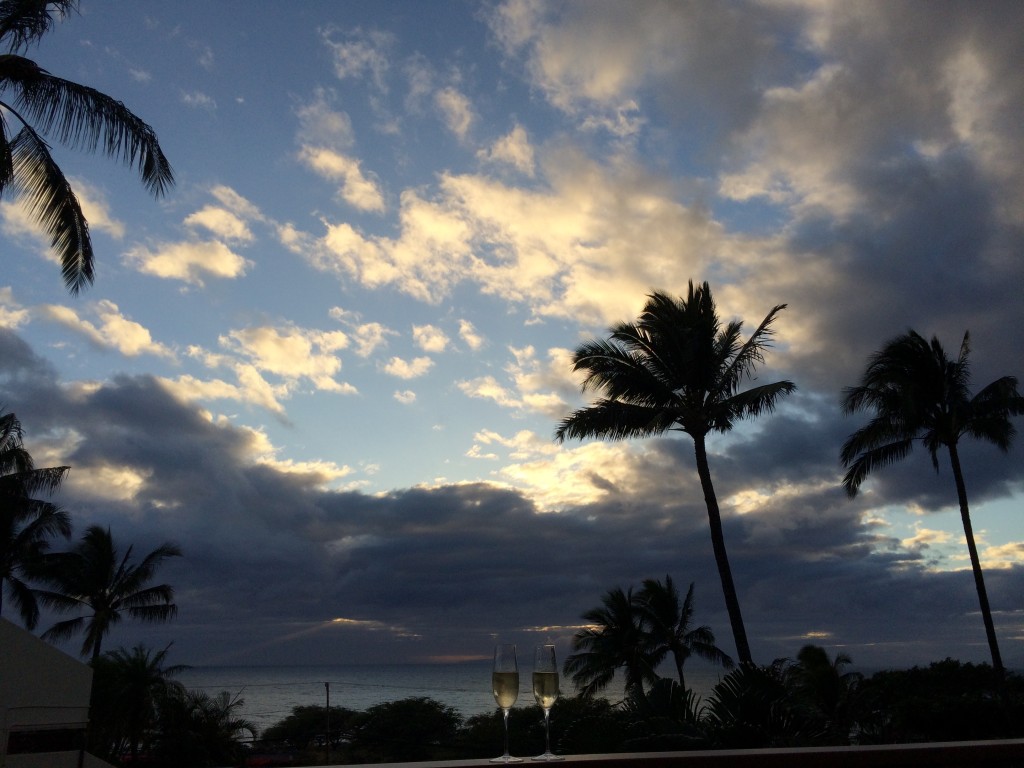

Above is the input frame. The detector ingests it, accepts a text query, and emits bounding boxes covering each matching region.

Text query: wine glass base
[532,753,564,761]
[490,756,524,763]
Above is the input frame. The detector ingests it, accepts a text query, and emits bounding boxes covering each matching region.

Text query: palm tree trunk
[693,435,752,665]
[947,443,1004,683]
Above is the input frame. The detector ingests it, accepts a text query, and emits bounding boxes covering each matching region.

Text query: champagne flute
[491,644,522,762]
[532,645,563,760]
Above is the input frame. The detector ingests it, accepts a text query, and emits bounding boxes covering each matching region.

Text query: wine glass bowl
[490,644,522,763]
[532,644,563,761]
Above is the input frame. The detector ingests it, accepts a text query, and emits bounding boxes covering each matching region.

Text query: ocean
[174,662,729,738]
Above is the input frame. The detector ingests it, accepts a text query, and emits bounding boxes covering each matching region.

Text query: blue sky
[2,0,1023,673]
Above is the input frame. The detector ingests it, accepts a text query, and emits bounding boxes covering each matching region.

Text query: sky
[2,0,1023,676]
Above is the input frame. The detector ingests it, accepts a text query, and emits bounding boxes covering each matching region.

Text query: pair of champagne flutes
[491,643,563,762]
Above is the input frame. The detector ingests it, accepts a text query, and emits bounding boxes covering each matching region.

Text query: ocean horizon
[175,661,730,738]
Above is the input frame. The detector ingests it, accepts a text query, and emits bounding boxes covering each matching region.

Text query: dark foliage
[852,659,1024,744]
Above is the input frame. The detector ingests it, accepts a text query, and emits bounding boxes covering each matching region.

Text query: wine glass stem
[544,709,551,754]
[503,708,511,758]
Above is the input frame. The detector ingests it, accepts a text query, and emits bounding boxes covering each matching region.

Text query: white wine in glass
[532,644,563,760]
[491,644,522,762]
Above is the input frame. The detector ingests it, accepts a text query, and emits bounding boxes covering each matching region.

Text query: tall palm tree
[0,410,70,627]
[556,282,796,664]
[0,0,174,293]
[564,585,656,698]
[841,330,1024,680]
[36,525,181,660]
[636,576,733,691]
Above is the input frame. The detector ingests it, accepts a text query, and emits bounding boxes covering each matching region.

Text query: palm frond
[840,438,915,497]
[0,1,77,51]
[3,55,173,195]
[720,304,788,392]
[555,400,676,443]
[8,125,93,293]
[40,614,83,644]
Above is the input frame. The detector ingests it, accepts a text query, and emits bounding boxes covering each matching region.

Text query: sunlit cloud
[478,124,535,176]
[184,205,254,243]
[35,300,176,359]
[298,146,385,212]
[382,355,433,379]
[412,324,449,353]
[125,240,251,285]
[435,86,475,140]
[0,287,29,328]
[459,319,485,350]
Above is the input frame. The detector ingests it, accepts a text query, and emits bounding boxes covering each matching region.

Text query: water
[174,662,728,738]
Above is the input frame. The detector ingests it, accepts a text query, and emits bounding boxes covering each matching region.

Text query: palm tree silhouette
[37,525,182,660]
[90,643,188,762]
[0,411,70,627]
[564,585,655,698]
[841,330,1024,680]
[556,282,796,664]
[0,0,174,293]
[637,576,733,691]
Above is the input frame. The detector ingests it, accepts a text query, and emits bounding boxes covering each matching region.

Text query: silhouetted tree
[637,576,733,691]
[565,586,655,699]
[841,330,1024,680]
[89,643,188,762]
[0,0,173,293]
[0,410,70,627]
[556,282,795,664]
[36,525,181,660]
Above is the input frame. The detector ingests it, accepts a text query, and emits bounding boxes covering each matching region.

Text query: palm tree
[841,330,1024,681]
[0,0,174,293]
[0,410,70,627]
[36,525,181,660]
[89,643,188,762]
[564,585,656,698]
[636,576,733,691]
[556,282,796,664]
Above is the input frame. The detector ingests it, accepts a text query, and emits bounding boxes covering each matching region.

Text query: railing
[300,739,1024,768]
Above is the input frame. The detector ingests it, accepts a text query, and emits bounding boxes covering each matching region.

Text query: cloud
[125,240,251,285]
[298,147,385,212]
[458,319,485,351]
[321,26,394,91]
[181,90,216,109]
[479,124,536,176]
[184,206,254,243]
[35,300,176,359]
[412,324,449,353]
[435,86,475,140]
[218,324,354,393]
[382,355,433,379]
[301,148,724,322]
[0,287,30,328]
[394,389,417,404]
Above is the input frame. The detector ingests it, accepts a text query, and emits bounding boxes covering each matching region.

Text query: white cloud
[458,319,485,351]
[329,307,397,356]
[321,26,394,91]
[181,90,216,109]
[394,390,417,404]
[299,147,386,212]
[36,300,176,359]
[220,325,353,392]
[382,355,433,379]
[479,124,535,176]
[457,375,520,409]
[0,287,29,328]
[184,205,254,243]
[435,86,475,140]
[412,324,449,353]
[125,240,251,285]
